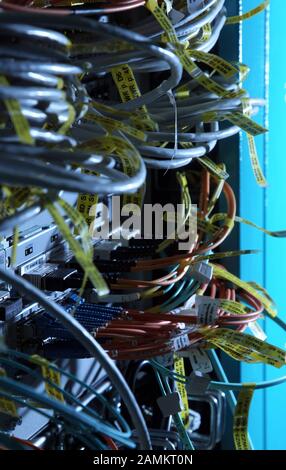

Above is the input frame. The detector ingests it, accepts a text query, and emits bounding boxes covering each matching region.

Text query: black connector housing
[0,297,23,321]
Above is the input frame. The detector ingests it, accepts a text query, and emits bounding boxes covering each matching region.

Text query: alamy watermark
[87,196,197,251]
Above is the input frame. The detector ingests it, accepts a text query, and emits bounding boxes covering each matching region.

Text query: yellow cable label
[193,249,259,264]
[111,135,145,208]
[176,47,242,99]
[196,23,212,45]
[236,214,286,237]
[158,172,192,253]
[78,136,117,154]
[111,64,140,101]
[209,213,234,228]
[206,167,226,213]
[0,368,18,417]
[84,111,146,142]
[181,142,229,181]
[44,198,109,296]
[219,299,251,316]
[78,133,143,206]
[211,264,276,317]
[202,328,285,368]
[247,133,267,186]
[31,356,64,402]
[248,281,276,306]
[146,0,239,101]
[146,0,228,96]
[58,103,76,135]
[0,187,33,219]
[58,198,92,251]
[146,0,267,143]
[210,213,286,238]
[0,75,34,145]
[79,133,145,209]
[227,1,270,25]
[236,62,250,81]
[188,50,240,79]
[111,64,151,208]
[198,157,229,180]
[76,169,99,227]
[111,64,156,131]
[240,99,268,186]
[91,100,134,119]
[174,354,190,429]
[210,340,282,368]
[197,217,218,234]
[233,384,256,450]
[226,110,268,137]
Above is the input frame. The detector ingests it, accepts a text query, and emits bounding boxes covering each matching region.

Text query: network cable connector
[186,371,211,396]
[14,299,124,346]
[0,298,23,321]
[93,240,122,260]
[87,290,141,304]
[170,306,197,316]
[195,295,220,326]
[157,392,183,418]
[188,262,213,285]
[154,352,174,367]
[23,264,79,291]
[1,224,65,275]
[179,347,213,374]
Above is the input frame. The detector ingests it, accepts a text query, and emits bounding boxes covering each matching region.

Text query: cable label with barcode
[196,296,219,325]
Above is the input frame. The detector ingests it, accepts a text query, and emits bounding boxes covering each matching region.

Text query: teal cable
[151,358,286,391]
[0,388,103,449]
[211,375,286,391]
[159,371,195,450]
[0,266,151,450]
[158,279,187,310]
[154,368,195,450]
[208,349,254,450]
[0,356,105,424]
[0,375,134,447]
[159,280,199,313]
[208,349,237,414]
[3,348,131,439]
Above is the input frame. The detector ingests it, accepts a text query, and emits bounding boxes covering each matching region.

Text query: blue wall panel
[239,0,286,450]
[264,0,286,451]
[240,0,267,450]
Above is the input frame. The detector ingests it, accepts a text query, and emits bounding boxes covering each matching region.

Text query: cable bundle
[0,348,134,450]
[0,0,284,453]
